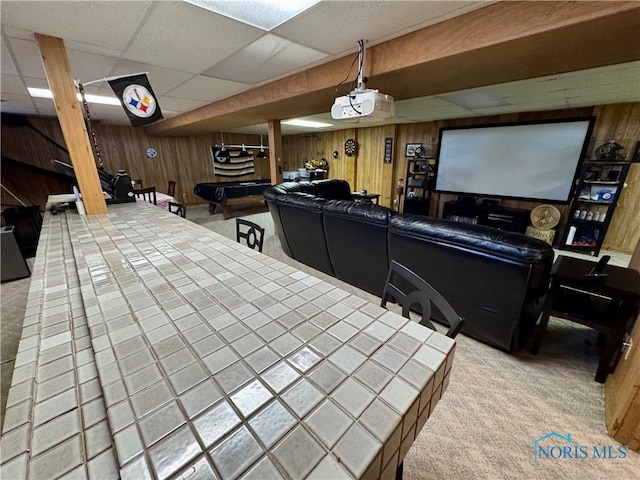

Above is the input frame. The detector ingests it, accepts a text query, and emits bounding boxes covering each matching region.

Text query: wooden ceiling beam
[145,1,640,137]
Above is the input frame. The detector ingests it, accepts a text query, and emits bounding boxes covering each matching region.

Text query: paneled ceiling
[2,1,639,136]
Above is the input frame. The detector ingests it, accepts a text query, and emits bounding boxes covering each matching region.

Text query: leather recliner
[264,179,554,352]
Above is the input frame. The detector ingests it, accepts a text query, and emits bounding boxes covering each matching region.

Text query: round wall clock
[146,147,158,158]
[344,139,358,157]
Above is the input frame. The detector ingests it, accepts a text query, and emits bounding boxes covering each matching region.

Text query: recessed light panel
[184,0,320,31]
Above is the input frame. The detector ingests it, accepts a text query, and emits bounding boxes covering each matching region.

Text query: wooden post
[35,33,107,214]
[268,120,283,185]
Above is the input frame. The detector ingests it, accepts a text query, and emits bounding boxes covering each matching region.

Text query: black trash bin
[1,205,43,258]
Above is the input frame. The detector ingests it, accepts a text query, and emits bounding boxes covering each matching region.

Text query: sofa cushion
[323,200,393,296]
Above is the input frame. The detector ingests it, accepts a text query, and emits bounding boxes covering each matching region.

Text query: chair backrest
[168,202,186,218]
[236,218,265,252]
[131,179,143,189]
[167,180,176,197]
[381,260,464,338]
[133,186,157,205]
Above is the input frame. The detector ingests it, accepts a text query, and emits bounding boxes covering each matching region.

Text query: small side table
[351,192,381,204]
[531,255,640,383]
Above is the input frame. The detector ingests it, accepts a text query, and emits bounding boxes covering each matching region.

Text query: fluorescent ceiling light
[28,87,121,106]
[282,118,333,128]
[184,0,320,31]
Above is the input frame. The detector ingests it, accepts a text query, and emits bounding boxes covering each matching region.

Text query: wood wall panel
[594,104,640,253]
[282,103,639,252]
[0,116,267,207]
[356,125,397,208]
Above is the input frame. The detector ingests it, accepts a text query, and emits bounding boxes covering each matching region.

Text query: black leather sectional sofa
[264,179,555,353]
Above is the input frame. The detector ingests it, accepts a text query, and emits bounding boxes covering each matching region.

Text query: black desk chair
[168,202,186,218]
[236,218,265,252]
[381,260,464,338]
[133,187,157,205]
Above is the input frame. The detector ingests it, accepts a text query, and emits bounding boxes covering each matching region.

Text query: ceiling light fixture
[183,0,320,31]
[282,119,333,128]
[257,134,268,158]
[27,87,121,106]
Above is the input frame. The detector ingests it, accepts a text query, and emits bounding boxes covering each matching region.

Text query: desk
[531,255,640,382]
[0,200,454,480]
[352,192,381,205]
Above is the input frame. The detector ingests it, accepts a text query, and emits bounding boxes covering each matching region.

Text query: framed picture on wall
[405,143,421,157]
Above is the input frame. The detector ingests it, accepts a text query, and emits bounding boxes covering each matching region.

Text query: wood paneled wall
[3,103,638,252]
[283,102,640,253]
[1,116,268,207]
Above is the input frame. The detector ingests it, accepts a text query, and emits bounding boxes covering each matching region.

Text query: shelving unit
[403,157,436,215]
[561,160,630,256]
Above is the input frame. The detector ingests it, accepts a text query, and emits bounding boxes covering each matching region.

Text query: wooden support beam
[268,120,283,185]
[145,1,640,136]
[35,33,107,214]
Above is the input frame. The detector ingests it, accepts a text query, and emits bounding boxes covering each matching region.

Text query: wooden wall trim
[146,1,640,136]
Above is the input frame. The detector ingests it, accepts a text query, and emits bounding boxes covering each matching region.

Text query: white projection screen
[435,119,594,202]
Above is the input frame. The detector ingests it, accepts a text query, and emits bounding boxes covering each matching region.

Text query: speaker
[1,226,31,282]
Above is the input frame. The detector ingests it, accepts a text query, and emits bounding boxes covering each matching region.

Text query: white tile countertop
[1,201,455,480]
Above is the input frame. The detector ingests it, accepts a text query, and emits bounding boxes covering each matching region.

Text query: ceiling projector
[331,89,395,120]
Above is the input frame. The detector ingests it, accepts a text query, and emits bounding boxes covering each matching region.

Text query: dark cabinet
[403,157,436,215]
[560,161,630,256]
[442,201,530,233]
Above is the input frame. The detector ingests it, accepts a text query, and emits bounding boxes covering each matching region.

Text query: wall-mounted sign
[384,138,393,163]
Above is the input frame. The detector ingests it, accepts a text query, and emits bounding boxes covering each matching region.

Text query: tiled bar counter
[1,201,455,480]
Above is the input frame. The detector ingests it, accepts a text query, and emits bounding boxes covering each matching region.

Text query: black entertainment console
[442,200,530,234]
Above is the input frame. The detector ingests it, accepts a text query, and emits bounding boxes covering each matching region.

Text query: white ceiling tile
[273,1,490,55]
[163,75,249,102]
[202,34,329,84]
[1,74,28,96]
[0,0,152,51]
[6,37,46,79]
[97,60,195,97]
[66,49,120,84]
[32,97,59,116]
[156,96,209,113]
[1,38,19,76]
[123,1,265,74]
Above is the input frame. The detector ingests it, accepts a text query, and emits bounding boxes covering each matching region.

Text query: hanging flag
[211,147,255,177]
[108,74,163,126]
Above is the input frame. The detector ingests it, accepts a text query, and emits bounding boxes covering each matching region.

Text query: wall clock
[146,147,158,158]
[344,138,358,157]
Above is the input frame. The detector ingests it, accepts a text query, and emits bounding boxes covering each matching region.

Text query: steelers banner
[108,74,163,126]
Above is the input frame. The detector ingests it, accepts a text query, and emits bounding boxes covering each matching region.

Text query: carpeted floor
[1,203,638,479]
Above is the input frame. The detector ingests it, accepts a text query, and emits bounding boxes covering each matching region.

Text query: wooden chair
[381,260,464,338]
[133,186,157,205]
[131,179,143,189]
[168,202,186,218]
[236,218,265,252]
[167,180,176,197]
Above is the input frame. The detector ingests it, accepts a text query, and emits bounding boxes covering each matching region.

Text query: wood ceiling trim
[146,1,640,137]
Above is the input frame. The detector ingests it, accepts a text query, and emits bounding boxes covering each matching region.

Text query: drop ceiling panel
[6,38,46,79]
[1,38,19,76]
[201,34,329,84]
[272,1,490,55]
[164,75,250,102]
[123,1,265,74]
[98,60,195,96]
[1,74,28,96]
[1,1,152,51]
[156,96,209,113]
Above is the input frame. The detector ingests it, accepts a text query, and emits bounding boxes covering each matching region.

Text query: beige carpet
[1,204,638,479]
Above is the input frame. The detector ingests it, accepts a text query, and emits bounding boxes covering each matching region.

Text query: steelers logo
[122,84,157,118]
